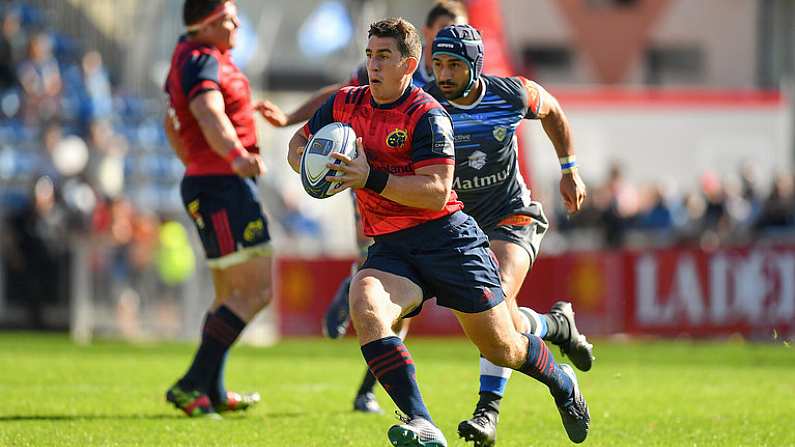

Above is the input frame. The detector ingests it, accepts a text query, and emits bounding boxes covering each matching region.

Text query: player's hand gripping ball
[300,122,358,199]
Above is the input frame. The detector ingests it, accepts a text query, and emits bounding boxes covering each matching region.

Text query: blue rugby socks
[361,336,432,423]
[179,306,246,394]
[518,333,574,404]
[479,356,511,398]
[477,308,552,412]
[521,307,549,338]
[477,356,512,414]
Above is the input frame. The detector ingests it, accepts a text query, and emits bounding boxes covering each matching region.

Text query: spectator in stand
[699,171,738,248]
[637,183,674,232]
[101,197,136,295]
[38,120,65,180]
[721,175,755,244]
[0,8,25,118]
[699,171,728,231]
[79,50,113,123]
[1,176,68,328]
[17,32,61,124]
[85,119,127,199]
[602,162,639,247]
[738,162,763,226]
[754,173,795,234]
[0,10,19,90]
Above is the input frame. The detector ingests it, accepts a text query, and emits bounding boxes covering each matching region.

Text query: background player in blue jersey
[427,25,591,446]
[288,18,590,446]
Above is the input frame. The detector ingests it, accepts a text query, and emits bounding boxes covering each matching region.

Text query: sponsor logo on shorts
[481,287,494,303]
[243,218,265,242]
[188,199,204,229]
[386,129,408,148]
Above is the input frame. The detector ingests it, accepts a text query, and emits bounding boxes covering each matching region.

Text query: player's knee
[481,348,511,368]
[242,278,272,313]
[349,287,377,323]
[480,339,525,369]
[349,276,387,326]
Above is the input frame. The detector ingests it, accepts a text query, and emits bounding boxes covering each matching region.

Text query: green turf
[0,333,793,446]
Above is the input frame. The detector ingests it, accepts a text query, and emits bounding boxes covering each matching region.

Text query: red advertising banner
[624,246,795,338]
[276,245,795,339]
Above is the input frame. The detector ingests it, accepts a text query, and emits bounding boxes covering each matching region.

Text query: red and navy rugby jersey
[164,36,258,176]
[304,85,463,236]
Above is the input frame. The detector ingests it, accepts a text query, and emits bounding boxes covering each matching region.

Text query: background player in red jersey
[288,18,589,446]
[162,0,275,418]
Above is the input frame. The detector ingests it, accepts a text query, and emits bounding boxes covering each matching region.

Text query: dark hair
[425,0,467,28]
[183,0,224,27]
[368,17,422,60]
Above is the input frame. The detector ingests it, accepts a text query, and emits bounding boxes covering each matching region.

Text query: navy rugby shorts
[180,175,271,269]
[486,201,549,264]
[361,211,504,317]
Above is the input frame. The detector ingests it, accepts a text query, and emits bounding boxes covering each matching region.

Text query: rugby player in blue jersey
[426,25,592,446]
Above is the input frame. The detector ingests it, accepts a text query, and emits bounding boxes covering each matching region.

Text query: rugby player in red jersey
[271,1,469,415]
[288,18,589,446]
[162,0,274,418]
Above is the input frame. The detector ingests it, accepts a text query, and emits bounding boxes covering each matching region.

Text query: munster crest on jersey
[468,150,487,170]
[492,126,508,143]
[386,129,408,148]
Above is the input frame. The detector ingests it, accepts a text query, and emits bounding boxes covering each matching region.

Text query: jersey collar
[371,85,414,110]
[447,79,486,110]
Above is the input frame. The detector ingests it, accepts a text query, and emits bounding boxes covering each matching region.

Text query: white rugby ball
[300,122,358,199]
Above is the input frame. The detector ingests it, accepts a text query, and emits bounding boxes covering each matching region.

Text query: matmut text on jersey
[425,74,546,231]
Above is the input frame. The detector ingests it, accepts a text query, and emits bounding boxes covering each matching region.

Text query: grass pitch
[0,333,793,446]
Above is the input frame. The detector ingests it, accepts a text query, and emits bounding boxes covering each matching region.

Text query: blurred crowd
[0,2,324,330]
[553,161,795,250]
[0,3,189,329]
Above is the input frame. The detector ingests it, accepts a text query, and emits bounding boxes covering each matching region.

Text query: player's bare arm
[259,84,342,128]
[287,127,309,173]
[529,80,587,214]
[327,138,453,211]
[189,90,265,177]
[163,114,189,166]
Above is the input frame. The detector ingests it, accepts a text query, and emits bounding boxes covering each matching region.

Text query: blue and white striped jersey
[426,75,544,231]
